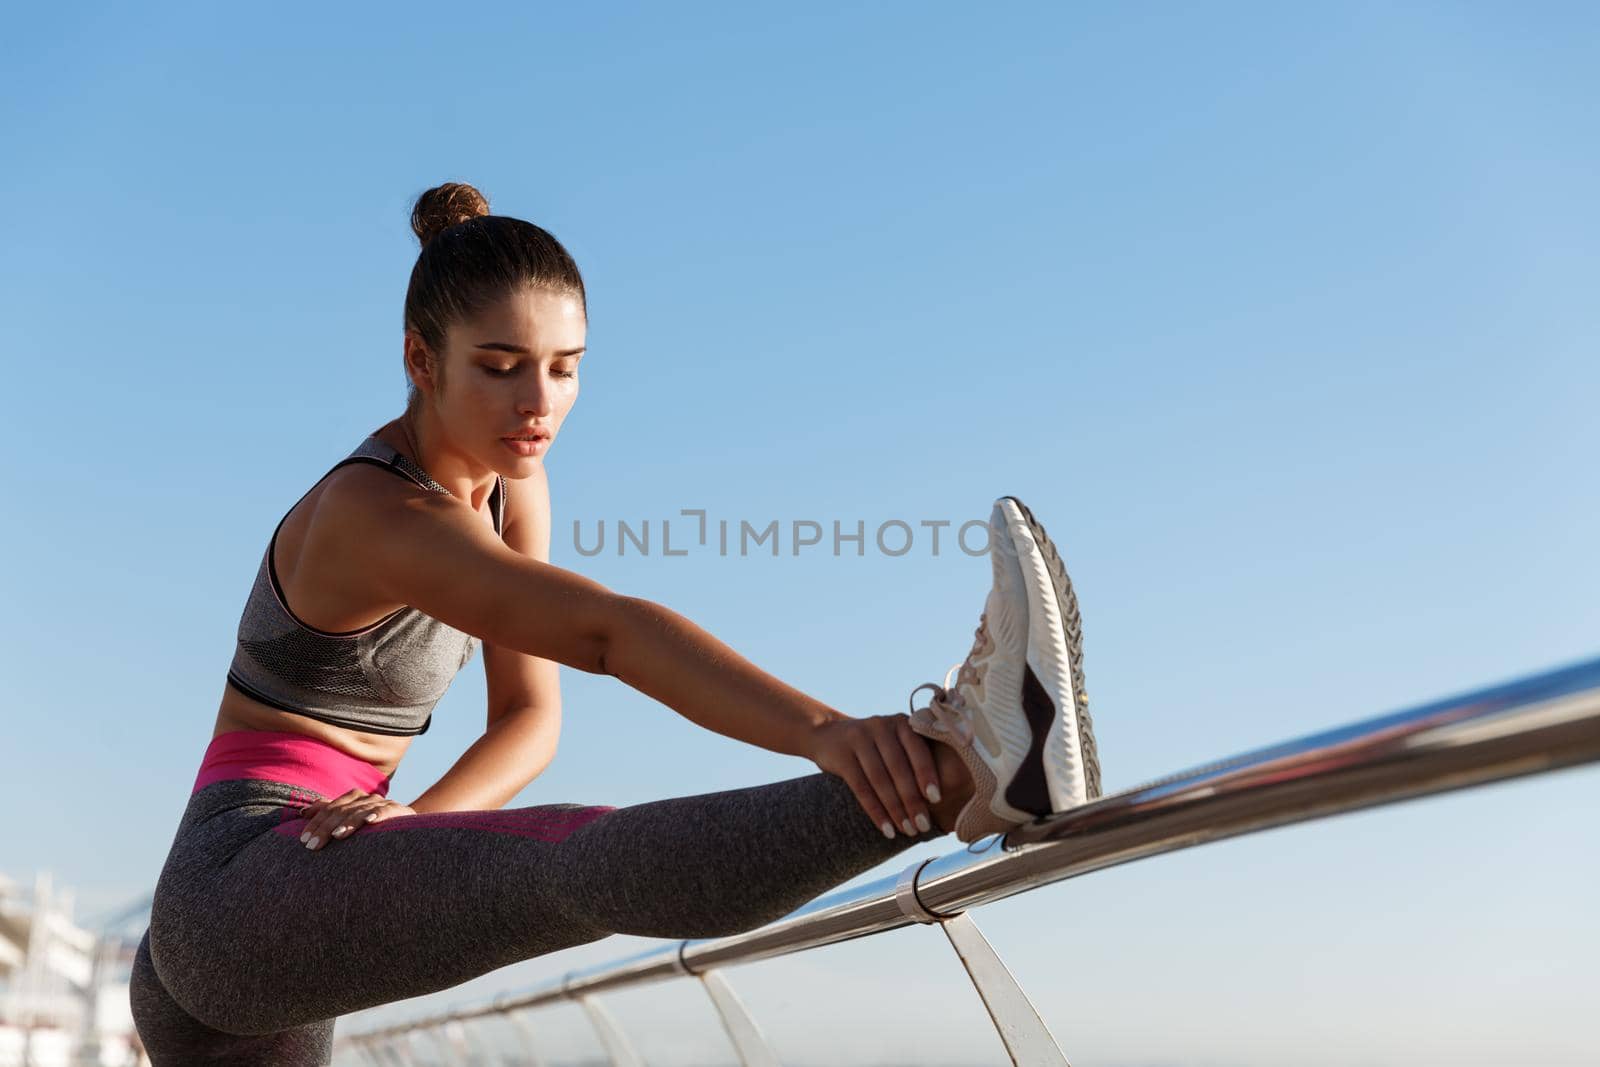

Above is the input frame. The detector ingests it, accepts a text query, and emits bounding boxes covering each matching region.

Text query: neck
[391,411,498,512]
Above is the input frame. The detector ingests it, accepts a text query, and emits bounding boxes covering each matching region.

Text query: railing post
[352,1042,390,1067]
[576,995,644,1067]
[406,1025,437,1064]
[444,1018,494,1065]
[697,968,782,1066]
[498,1006,549,1067]
[897,857,1072,1066]
[421,1025,456,1065]
[387,1032,424,1067]
[373,1039,410,1067]
[940,912,1071,1067]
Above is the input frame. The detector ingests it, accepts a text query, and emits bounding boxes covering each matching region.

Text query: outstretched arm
[350,475,941,836]
[601,595,842,754]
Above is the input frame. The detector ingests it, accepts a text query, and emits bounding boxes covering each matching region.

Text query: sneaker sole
[998,496,1101,810]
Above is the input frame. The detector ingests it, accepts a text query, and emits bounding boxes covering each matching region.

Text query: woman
[128,181,1101,1065]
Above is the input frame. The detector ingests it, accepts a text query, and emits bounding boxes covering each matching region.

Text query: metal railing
[337,653,1600,1066]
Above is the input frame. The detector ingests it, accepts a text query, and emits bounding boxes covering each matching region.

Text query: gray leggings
[130,771,939,1065]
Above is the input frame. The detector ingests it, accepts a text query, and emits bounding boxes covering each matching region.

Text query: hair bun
[410,182,491,247]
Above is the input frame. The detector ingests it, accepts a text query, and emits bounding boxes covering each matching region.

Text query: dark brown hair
[402,181,587,412]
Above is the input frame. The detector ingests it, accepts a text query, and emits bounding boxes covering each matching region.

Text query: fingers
[838,764,898,841]
[299,789,385,851]
[895,716,942,806]
[867,716,934,837]
[292,797,327,834]
[817,716,943,840]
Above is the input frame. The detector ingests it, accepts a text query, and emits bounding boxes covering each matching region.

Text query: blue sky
[3,3,1597,1064]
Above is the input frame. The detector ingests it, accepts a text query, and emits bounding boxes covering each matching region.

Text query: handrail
[338,653,1600,1063]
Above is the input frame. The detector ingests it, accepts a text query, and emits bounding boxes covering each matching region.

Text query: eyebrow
[474,342,585,357]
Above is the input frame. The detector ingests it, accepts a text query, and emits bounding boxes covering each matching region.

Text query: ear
[403,330,442,399]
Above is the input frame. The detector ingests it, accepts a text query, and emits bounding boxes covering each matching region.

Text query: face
[406,285,586,474]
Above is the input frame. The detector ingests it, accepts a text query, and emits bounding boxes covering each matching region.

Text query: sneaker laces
[905,673,967,739]
[905,611,993,735]
[906,612,1008,856]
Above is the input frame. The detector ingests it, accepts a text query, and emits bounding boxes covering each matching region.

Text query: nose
[517,377,555,418]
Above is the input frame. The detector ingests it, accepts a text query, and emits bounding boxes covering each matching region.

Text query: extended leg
[147,770,944,1040]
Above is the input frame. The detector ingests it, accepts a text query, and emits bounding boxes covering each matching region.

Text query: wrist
[795,705,850,758]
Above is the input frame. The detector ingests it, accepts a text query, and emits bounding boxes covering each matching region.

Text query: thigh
[156,800,620,1036]
[131,928,334,1066]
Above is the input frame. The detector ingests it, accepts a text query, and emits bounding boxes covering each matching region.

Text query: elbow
[585,593,625,678]
[592,593,648,680]
[500,574,626,677]
[567,629,612,678]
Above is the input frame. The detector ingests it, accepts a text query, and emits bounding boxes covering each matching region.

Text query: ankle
[928,741,975,832]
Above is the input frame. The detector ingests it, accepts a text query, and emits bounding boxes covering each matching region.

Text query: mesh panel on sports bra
[238,628,390,701]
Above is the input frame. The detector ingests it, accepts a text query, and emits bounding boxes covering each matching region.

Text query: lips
[503,429,551,441]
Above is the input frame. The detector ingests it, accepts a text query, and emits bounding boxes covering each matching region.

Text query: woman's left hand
[807,713,939,840]
[294,789,417,850]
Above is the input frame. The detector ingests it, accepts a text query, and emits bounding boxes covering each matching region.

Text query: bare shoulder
[282,452,613,670]
[313,459,453,534]
[310,459,486,561]
[266,457,470,635]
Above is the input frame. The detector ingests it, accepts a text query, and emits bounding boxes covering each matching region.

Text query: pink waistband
[192,730,393,798]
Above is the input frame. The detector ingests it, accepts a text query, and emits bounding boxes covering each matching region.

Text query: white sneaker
[907,496,1100,844]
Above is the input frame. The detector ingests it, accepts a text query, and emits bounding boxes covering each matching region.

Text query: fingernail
[915,813,931,833]
[900,819,915,836]
[299,831,309,844]
[925,783,941,803]
[880,820,895,840]
[305,836,320,850]
[332,826,348,838]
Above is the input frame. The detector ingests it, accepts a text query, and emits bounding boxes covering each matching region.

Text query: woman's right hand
[807,714,941,839]
[295,789,417,851]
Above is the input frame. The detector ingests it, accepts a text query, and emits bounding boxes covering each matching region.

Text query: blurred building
[0,872,148,1067]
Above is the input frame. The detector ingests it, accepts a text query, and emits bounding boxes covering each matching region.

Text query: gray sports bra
[224,433,505,736]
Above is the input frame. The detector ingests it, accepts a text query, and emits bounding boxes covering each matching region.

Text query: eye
[553,368,577,379]
[482,366,516,377]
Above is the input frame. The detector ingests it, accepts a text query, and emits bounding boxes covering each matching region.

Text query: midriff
[213,683,412,779]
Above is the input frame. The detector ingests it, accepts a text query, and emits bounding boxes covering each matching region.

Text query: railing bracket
[896,856,958,924]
